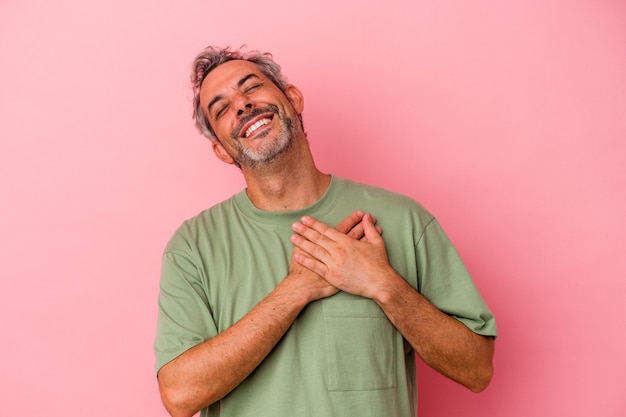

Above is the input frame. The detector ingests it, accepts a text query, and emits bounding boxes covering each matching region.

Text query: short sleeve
[154,243,218,375]
[416,219,497,338]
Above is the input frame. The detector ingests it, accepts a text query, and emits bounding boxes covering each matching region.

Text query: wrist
[370,267,407,306]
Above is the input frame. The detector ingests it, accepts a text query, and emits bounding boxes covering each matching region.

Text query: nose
[236,102,253,117]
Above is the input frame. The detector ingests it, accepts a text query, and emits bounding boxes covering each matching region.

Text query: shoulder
[163,192,241,254]
[337,177,434,223]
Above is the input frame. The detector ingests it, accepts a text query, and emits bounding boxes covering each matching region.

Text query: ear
[284,84,304,114]
[212,140,235,165]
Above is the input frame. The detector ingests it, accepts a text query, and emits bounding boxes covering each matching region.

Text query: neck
[241,138,331,211]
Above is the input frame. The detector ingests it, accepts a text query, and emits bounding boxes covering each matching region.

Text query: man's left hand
[290,213,393,299]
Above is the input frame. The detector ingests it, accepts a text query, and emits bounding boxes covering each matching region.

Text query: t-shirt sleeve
[415,219,497,338]
[154,239,218,375]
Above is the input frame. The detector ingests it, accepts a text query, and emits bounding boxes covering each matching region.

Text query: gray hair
[191,46,293,142]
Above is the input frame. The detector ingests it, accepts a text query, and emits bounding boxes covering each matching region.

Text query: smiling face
[199,60,304,170]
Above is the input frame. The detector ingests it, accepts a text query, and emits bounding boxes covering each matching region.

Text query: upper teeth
[245,118,271,138]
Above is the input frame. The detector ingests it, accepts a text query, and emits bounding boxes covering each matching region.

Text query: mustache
[232,105,280,140]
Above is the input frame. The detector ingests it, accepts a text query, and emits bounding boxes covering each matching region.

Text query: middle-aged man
[154,45,498,417]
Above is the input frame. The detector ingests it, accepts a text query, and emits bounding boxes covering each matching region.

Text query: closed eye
[215,104,228,119]
[244,83,262,94]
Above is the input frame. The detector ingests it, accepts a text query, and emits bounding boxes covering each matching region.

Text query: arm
[373,271,494,392]
[290,214,495,392]
[157,211,373,417]
[158,271,324,417]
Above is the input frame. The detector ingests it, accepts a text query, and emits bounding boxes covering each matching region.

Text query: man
[154,46,497,417]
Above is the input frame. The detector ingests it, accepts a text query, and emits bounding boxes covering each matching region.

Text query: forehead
[200,60,266,98]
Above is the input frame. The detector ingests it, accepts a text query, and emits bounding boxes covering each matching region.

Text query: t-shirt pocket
[322,296,398,392]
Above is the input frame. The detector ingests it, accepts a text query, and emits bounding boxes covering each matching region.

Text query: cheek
[212,119,235,139]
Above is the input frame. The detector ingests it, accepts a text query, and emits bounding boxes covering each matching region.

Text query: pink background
[1,1,625,416]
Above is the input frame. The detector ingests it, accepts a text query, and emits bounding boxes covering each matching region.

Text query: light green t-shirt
[155,176,497,417]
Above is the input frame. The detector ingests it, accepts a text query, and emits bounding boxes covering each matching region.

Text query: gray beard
[232,114,296,170]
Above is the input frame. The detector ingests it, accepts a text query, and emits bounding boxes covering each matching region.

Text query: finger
[334,211,364,234]
[346,222,364,240]
[361,225,382,242]
[290,233,329,262]
[299,216,343,242]
[346,212,378,240]
[293,245,328,277]
[362,213,383,243]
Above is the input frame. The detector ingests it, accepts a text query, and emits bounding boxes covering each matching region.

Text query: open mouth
[244,117,273,138]
[234,106,280,140]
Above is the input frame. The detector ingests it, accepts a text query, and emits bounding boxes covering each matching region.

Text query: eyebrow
[206,73,262,116]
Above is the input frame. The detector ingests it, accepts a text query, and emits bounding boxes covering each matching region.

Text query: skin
[158,59,494,417]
